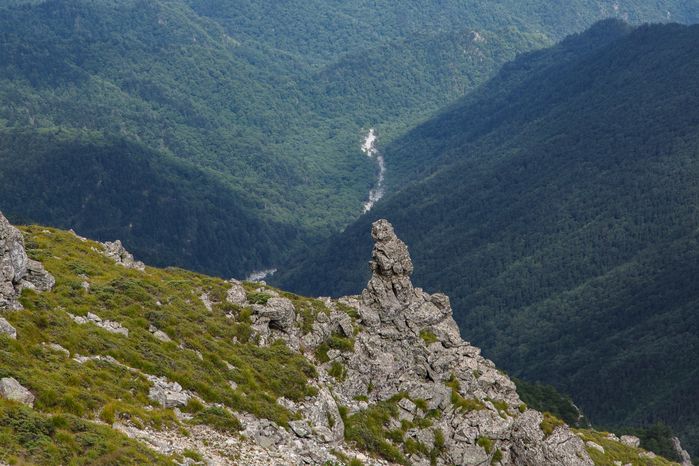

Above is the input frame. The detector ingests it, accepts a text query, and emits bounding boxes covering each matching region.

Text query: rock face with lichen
[0,211,54,310]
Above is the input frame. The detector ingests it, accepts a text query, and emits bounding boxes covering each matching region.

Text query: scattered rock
[289,420,312,438]
[0,377,34,406]
[148,325,172,342]
[226,280,247,306]
[147,376,191,408]
[620,435,640,448]
[586,441,605,454]
[44,342,70,356]
[199,293,213,312]
[251,297,296,338]
[102,240,145,271]
[0,211,54,310]
[68,312,129,337]
[0,317,17,339]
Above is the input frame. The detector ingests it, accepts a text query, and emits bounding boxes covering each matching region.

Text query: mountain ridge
[0,211,685,465]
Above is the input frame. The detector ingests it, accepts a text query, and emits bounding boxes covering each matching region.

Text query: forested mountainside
[0,130,297,275]
[187,0,699,63]
[1,0,697,278]
[275,20,699,457]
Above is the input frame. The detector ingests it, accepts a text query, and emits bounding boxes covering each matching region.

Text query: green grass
[419,330,438,345]
[0,399,172,465]
[477,437,494,454]
[329,362,347,381]
[576,430,679,466]
[0,226,319,461]
[341,401,407,465]
[447,375,486,413]
[190,406,242,434]
[540,412,565,437]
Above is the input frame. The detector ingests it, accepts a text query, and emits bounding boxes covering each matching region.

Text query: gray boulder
[225,280,247,306]
[252,297,296,332]
[0,377,34,406]
[103,240,145,271]
[0,211,54,310]
[620,435,640,448]
[147,376,190,408]
[0,317,16,339]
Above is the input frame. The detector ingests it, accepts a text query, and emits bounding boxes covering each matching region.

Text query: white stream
[246,268,277,282]
[361,128,386,213]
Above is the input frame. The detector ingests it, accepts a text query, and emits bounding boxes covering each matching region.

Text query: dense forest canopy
[0,0,697,277]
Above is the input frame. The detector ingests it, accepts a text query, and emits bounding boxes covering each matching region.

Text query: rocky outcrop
[620,435,640,448]
[0,377,34,406]
[672,437,693,466]
[251,297,297,346]
[305,219,592,466]
[148,376,191,408]
[0,211,54,310]
[103,240,145,272]
[226,279,247,306]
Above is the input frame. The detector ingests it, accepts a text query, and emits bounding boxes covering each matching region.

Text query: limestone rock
[0,377,34,406]
[311,219,594,466]
[586,441,605,453]
[69,312,129,337]
[671,437,693,466]
[147,376,190,408]
[0,317,17,339]
[0,211,54,310]
[226,280,247,306]
[361,219,414,316]
[620,435,640,448]
[251,297,296,337]
[103,240,145,271]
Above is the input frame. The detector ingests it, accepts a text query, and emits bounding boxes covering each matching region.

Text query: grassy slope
[0,224,683,465]
[0,225,325,463]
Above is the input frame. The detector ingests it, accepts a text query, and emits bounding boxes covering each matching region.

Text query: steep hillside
[2,0,698,278]
[275,20,699,456]
[0,212,683,465]
[0,129,298,277]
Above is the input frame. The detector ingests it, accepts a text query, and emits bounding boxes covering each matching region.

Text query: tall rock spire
[362,219,414,314]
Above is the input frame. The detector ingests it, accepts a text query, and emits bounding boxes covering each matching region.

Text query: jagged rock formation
[102,239,146,271]
[0,211,54,310]
[243,219,592,465]
[672,437,693,466]
[319,220,593,465]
